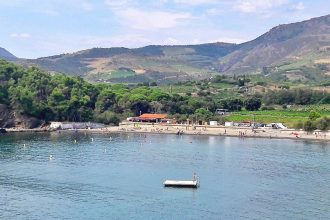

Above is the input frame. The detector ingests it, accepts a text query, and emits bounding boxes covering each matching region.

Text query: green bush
[309,110,321,120]
[303,120,317,131]
[95,111,120,125]
[261,106,275,111]
[316,117,330,131]
[293,121,304,129]
[244,97,261,111]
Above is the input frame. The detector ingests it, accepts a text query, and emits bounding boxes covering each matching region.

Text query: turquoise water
[0,132,330,219]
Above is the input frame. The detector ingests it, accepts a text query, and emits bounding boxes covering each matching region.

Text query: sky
[0,0,329,58]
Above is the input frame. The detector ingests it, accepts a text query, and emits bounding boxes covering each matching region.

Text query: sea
[0,132,329,219]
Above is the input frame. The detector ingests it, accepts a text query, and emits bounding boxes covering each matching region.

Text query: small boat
[0,128,7,134]
[164,173,199,188]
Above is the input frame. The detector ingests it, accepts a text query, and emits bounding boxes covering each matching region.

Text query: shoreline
[4,123,330,142]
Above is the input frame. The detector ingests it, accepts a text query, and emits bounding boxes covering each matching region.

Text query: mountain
[19,43,237,84]
[218,15,330,74]
[0,47,17,60]
[18,14,330,84]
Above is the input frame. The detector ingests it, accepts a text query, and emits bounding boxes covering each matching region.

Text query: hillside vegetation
[0,60,329,129]
[19,43,237,84]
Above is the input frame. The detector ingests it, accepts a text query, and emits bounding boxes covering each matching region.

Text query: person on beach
[193,173,197,181]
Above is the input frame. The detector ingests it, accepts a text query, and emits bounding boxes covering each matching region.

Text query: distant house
[128,113,171,123]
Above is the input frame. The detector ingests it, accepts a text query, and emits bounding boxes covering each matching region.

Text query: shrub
[316,117,330,131]
[309,110,321,120]
[303,120,317,131]
[95,111,120,125]
[261,106,275,111]
[244,97,261,111]
[293,121,304,129]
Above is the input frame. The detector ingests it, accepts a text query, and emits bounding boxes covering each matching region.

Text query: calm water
[0,132,330,219]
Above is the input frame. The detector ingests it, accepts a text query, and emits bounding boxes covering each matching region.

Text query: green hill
[19,43,237,84]
[10,14,330,84]
[218,15,330,81]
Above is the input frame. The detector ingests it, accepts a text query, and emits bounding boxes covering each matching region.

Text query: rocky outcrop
[0,104,42,128]
[0,104,15,128]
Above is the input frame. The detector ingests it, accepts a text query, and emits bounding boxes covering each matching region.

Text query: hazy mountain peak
[0,47,17,60]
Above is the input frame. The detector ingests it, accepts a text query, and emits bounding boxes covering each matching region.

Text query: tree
[150,101,163,113]
[194,108,212,121]
[238,78,245,87]
[95,89,116,113]
[149,89,170,101]
[244,97,261,111]
[131,100,150,116]
[221,98,243,111]
[95,111,120,125]
[309,111,321,120]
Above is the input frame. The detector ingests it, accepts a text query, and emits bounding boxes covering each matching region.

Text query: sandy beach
[82,123,329,142]
[5,122,330,142]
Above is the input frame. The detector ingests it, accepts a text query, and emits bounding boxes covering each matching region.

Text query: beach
[4,122,329,141]
[72,123,329,142]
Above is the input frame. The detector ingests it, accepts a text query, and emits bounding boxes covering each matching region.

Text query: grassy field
[158,80,237,95]
[158,84,198,94]
[110,70,136,79]
[225,107,330,128]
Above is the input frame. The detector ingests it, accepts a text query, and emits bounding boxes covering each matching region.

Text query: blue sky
[0,0,329,58]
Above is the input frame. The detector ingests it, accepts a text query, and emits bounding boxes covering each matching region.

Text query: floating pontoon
[163,174,199,188]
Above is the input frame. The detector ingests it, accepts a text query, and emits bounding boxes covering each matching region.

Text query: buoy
[49,155,54,160]
[91,138,94,142]
[23,144,26,147]
[109,137,112,141]
[74,139,77,143]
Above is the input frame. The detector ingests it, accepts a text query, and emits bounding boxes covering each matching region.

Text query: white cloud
[235,0,288,13]
[166,37,180,44]
[38,9,59,16]
[117,8,191,30]
[81,2,94,11]
[10,33,31,39]
[293,2,305,10]
[104,0,133,9]
[174,0,218,6]
[206,8,223,15]
[192,39,200,44]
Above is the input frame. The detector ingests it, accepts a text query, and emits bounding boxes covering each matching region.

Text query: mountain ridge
[0,47,17,60]
[218,14,330,73]
[3,14,330,84]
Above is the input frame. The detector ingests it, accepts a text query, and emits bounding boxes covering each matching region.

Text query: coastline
[5,123,330,142]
